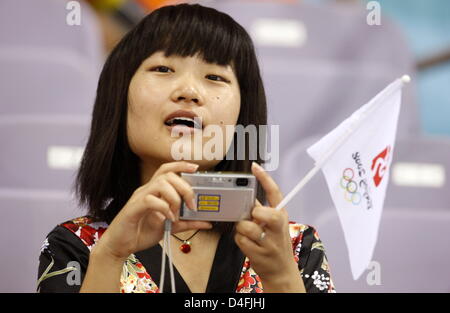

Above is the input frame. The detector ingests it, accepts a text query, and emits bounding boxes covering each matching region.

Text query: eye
[150,66,173,73]
[206,74,230,83]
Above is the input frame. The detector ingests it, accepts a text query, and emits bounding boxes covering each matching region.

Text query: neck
[173,229,200,239]
[139,158,163,185]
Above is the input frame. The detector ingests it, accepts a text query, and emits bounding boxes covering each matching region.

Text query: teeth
[166,117,202,129]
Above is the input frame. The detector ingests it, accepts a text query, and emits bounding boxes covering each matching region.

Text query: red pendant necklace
[172,230,200,254]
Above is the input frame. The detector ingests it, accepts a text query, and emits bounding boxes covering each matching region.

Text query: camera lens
[235,178,249,187]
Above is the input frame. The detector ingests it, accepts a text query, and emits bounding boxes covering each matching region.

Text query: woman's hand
[93,161,213,262]
[234,162,306,292]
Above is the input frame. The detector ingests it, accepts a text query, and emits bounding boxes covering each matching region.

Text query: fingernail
[191,198,197,211]
[252,162,263,172]
[189,163,199,171]
[186,198,194,211]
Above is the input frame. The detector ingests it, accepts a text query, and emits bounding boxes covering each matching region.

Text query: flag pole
[274,165,322,211]
[401,75,411,84]
[273,75,411,212]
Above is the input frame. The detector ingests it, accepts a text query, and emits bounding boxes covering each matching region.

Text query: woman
[37,3,335,293]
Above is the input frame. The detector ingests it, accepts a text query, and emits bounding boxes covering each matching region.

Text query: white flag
[306,77,406,280]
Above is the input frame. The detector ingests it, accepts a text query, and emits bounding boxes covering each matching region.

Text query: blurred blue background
[365,0,450,135]
[306,0,450,136]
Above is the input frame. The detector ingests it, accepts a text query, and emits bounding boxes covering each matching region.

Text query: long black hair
[75,3,267,224]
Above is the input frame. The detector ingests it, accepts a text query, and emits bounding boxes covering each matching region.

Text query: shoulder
[288,222,336,293]
[58,216,109,251]
[41,216,109,259]
[287,222,326,264]
[288,222,320,248]
[288,222,314,237]
[38,216,107,292]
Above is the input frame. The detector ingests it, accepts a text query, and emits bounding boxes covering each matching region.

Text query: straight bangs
[127,4,256,95]
[148,5,244,66]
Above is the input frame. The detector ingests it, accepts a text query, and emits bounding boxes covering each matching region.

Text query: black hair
[75,3,267,227]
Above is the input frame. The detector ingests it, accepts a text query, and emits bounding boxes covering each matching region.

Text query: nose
[171,80,203,105]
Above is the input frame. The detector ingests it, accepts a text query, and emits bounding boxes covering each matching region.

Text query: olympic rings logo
[340,168,362,205]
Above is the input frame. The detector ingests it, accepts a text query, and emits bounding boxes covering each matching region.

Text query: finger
[172,220,213,233]
[153,161,199,178]
[234,232,265,256]
[251,206,285,231]
[153,211,167,221]
[252,199,268,228]
[155,179,183,219]
[165,172,196,211]
[235,220,265,245]
[130,194,176,222]
[251,162,284,208]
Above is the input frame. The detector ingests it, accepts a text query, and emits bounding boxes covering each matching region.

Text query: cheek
[211,91,241,124]
[208,91,241,151]
[129,81,162,114]
[126,105,146,155]
[126,80,165,154]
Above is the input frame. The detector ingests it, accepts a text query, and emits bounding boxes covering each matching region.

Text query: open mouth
[164,117,203,130]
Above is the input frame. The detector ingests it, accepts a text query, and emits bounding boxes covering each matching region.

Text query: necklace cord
[172,229,200,242]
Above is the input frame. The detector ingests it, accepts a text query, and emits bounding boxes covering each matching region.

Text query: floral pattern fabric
[38,216,335,293]
[120,254,159,293]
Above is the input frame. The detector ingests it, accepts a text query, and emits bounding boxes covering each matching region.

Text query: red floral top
[38,216,335,293]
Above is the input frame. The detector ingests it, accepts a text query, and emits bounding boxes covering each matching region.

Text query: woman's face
[127,51,241,171]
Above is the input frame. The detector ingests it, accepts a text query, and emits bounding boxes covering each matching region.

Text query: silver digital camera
[179,172,258,222]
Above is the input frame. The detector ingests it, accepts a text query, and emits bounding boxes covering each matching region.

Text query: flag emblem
[340,168,362,205]
[371,146,391,187]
